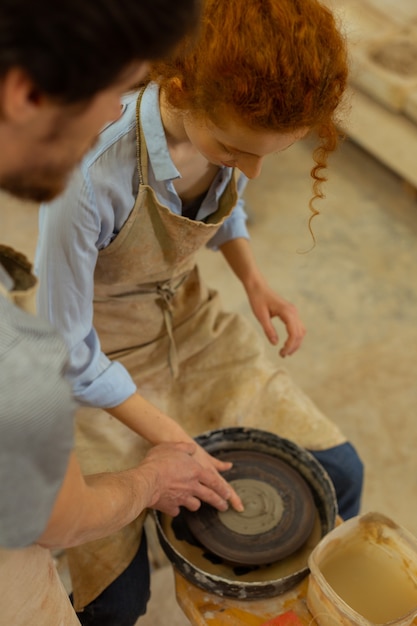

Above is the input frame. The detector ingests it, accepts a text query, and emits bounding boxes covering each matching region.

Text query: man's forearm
[37,453,157,549]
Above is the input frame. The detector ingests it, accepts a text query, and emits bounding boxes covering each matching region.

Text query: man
[0,1,241,625]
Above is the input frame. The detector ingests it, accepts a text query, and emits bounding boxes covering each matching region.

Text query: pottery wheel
[183,450,316,565]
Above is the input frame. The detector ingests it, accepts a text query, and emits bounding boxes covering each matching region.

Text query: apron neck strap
[135,87,149,186]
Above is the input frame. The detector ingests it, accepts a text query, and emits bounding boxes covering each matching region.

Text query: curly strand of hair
[301,120,345,252]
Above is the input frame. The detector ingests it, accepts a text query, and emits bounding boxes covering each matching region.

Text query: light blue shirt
[35,82,249,408]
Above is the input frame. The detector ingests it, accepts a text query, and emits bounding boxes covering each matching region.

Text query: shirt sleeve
[206,171,250,250]
[35,166,136,408]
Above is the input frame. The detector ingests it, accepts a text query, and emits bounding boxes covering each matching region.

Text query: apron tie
[156,282,179,378]
[97,272,191,377]
[154,273,189,378]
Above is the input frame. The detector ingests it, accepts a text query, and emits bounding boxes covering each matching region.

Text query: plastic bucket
[307,512,417,625]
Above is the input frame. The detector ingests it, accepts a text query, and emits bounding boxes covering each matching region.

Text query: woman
[36,0,363,623]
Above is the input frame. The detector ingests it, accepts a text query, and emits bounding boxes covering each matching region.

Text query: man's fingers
[182,496,202,512]
[198,469,244,512]
[210,458,232,472]
[197,480,243,512]
[163,504,180,517]
[201,468,232,499]
[228,489,244,512]
[193,484,229,511]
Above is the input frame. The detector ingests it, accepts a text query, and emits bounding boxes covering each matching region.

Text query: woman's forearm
[219,237,265,290]
[107,392,195,445]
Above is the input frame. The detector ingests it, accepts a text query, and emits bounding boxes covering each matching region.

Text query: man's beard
[0,164,72,203]
[0,134,98,203]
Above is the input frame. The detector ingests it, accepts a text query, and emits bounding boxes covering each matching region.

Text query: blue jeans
[308,441,364,520]
[73,532,150,626]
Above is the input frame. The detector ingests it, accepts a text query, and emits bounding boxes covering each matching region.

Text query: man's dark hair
[0,0,200,103]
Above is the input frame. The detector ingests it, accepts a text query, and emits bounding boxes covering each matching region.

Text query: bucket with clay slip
[306,512,417,626]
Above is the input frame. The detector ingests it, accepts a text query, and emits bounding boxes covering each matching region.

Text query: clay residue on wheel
[218,479,284,535]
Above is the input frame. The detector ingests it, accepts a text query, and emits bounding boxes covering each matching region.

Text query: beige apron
[68,92,345,610]
[0,246,80,626]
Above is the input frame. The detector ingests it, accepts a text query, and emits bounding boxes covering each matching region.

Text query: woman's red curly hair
[150,0,348,231]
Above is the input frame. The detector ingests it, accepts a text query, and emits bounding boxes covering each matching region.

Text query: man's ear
[0,67,44,124]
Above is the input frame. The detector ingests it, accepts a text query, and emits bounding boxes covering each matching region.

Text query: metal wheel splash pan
[154,427,337,600]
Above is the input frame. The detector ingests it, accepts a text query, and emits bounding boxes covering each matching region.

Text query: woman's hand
[246,278,306,356]
[219,237,306,357]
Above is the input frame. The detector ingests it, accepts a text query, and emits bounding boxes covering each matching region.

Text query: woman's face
[183,109,309,179]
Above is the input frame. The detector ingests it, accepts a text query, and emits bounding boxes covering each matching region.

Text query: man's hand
[37,444,241,550]
[140,442,243,517]
[191,443,243,512]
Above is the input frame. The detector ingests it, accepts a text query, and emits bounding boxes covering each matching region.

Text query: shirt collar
[140,82,181,182]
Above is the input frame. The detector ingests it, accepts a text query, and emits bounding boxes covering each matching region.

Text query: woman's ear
[166,76,186,109]
[169,76,185,97]
[169,77,183,91]
[0,68,44,124]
